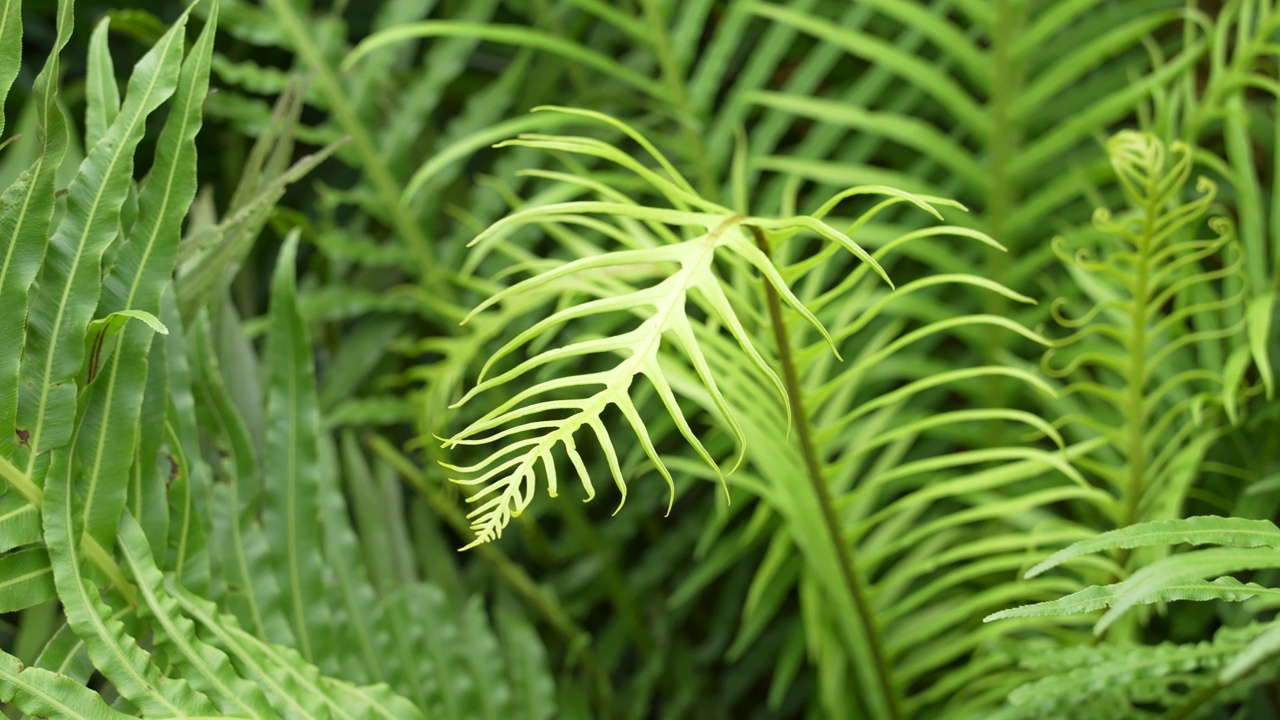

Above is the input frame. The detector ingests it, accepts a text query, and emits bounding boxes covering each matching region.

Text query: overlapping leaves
[439,108,1007,548]
[987,517,1280,717]
[0,4,556,718]
[1043,131,1252,527]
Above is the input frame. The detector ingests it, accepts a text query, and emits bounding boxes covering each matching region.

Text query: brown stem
[748,225,901,719]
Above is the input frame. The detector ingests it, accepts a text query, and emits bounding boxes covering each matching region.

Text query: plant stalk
[263,0,447,293]
[0,454,136,605]
[748,225,902,720]
[638,0,716,197]
[1121,197,1154,532]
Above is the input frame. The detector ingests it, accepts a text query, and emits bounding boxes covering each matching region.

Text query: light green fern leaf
[1043,131,1249,528]
[441,109,974,548]
[0,648,132,720]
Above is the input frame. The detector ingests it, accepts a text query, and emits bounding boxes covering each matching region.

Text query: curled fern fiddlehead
[1042,130,1248,527]
[985,132,1271,719]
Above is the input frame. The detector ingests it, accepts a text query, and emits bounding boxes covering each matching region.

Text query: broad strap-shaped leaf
[188,309,291,645]
[160,291,213,593]
[84,17,120,151]
[33,8,226,716]
[131,309,173,558]
[0,648,132,720]
[337,433,429,707]
[166,577,426,720]
[32,594,117,683]
[0,545,55,612]
[0,490,40,552]
[1247,291,1275,399]
[44,440,220,716]
[263,230,336,669]
[72,1,216,551]
[0,0,21,139]
[316,434,393,688]
[14,6,188,491]
[116,512,282,718]
[0,0,73,460]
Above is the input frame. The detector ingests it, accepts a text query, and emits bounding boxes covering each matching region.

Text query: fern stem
[748,225,902,720]
[981,0,1026,446]
[263,0,446,291]
[639,0,716,197]
[1121,194,1156,534]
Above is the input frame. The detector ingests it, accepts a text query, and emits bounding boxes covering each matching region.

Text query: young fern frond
[443,108,967,548]
[978,131,1273,715]
[1042,131,1251,528]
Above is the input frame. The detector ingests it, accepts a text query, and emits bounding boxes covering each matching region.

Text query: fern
[1041,131,1252,533]
[989,518,1280,714]
[439,108,1003,548]
[3,0,1277,717]
[0,4,558,718]
[988,623,1276,719]
[980,130,1274,715]
[436,100,1105,717]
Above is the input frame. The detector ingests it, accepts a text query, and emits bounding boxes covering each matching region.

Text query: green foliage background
[0,0,1277,718]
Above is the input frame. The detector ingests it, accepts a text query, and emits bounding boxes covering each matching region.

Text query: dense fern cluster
[1,0,1278,718]
[0,2,552,718]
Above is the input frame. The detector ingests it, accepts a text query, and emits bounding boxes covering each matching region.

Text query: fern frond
[442,109,985,548]
[0,0,70,469]
[1042,131,1251,531]
[1005,634,1244,718]
[261,231,336,669]
[1025,516,1280,578]
[991,621,1280,719]
[0,648,132,720]
[990,516,1280,635]
[15,3,189,498]
[986,576,1271,623]
[117,513,282,718]
[612,169,1084,714]
[0,546,54,612]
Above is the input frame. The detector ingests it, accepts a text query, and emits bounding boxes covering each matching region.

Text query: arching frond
[443,109,990,548]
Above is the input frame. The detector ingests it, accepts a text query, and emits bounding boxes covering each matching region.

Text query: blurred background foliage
[2,0,1278,718]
